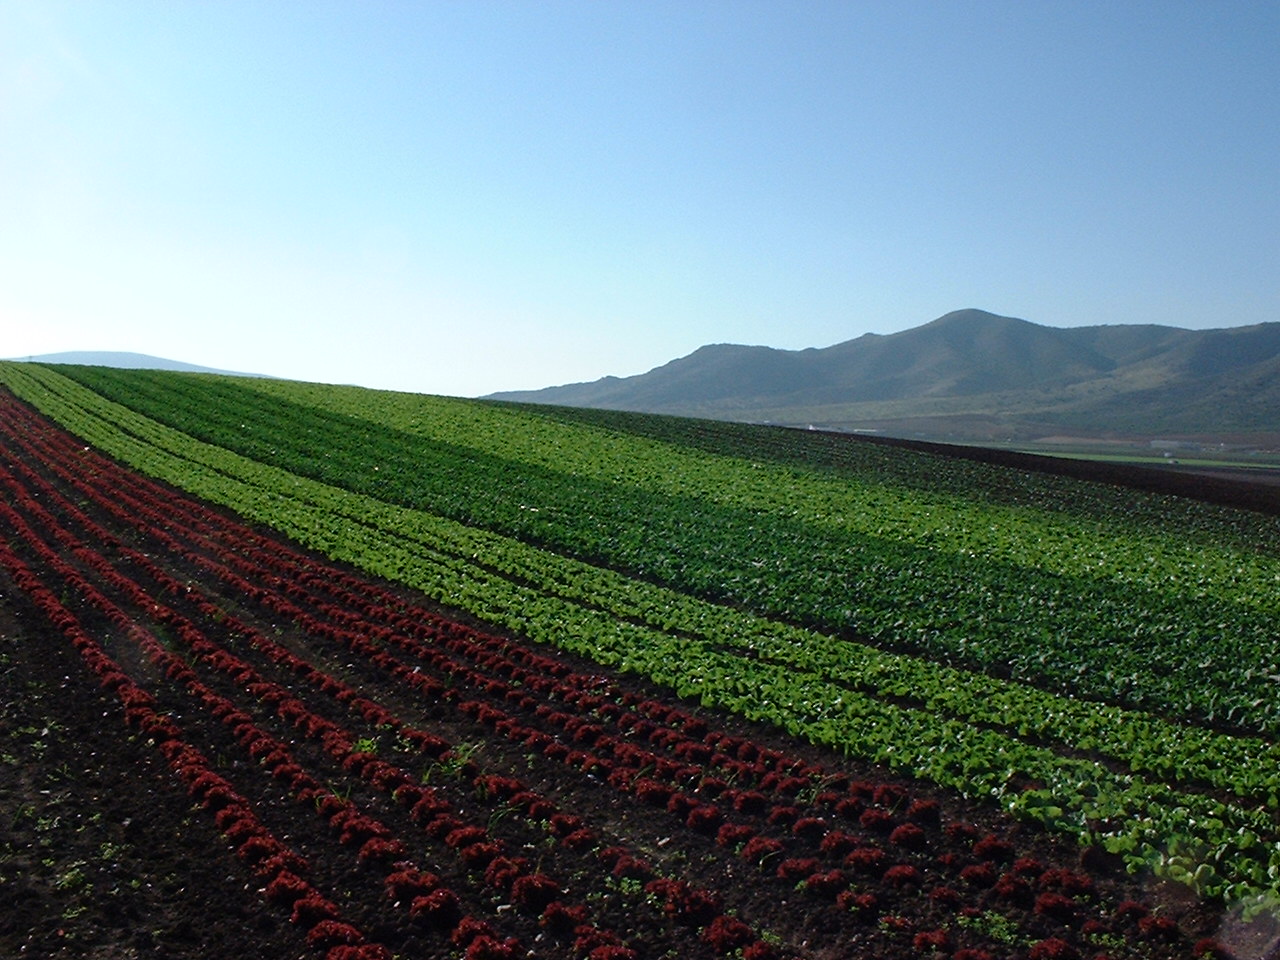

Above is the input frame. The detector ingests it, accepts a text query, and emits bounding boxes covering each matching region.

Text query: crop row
[0,388,1239,958]
[51,363,1280,734]
[4,365,1279,910]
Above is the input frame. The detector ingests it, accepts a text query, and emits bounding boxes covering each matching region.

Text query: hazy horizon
[3,2,1276,397]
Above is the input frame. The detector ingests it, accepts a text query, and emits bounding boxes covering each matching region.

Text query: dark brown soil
[0,595,311,959]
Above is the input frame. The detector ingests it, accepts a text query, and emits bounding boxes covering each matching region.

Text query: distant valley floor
[811,426,1280,514]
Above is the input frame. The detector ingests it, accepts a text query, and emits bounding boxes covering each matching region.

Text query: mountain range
[490,309,1280,442]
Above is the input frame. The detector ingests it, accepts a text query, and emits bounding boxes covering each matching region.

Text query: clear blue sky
[3,1,1276,396]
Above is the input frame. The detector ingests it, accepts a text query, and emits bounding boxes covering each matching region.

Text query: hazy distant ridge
[7,351,273,379]
[488,309,1280,438]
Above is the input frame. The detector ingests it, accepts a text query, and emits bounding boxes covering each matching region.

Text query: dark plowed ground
[0,593,311,959]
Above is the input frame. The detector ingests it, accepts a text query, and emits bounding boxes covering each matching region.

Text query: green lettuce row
[237,374,1280,611]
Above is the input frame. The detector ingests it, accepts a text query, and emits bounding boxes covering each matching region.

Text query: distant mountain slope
[490,309,1280,439]
[6,351,272,378]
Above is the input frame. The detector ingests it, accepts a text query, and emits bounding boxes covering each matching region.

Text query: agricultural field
[2,361,1279,960]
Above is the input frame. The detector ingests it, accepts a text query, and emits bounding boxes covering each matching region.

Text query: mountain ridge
[488,309,1280,441]
[5,351,274,379]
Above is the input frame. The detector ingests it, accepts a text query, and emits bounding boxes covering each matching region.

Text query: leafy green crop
[51,364,1280,735]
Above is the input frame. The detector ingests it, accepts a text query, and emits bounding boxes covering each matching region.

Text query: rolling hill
[7,360,1280,953]
[490,309,1280,441]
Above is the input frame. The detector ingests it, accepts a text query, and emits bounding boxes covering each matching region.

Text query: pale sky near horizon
[2,1,1276,397]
